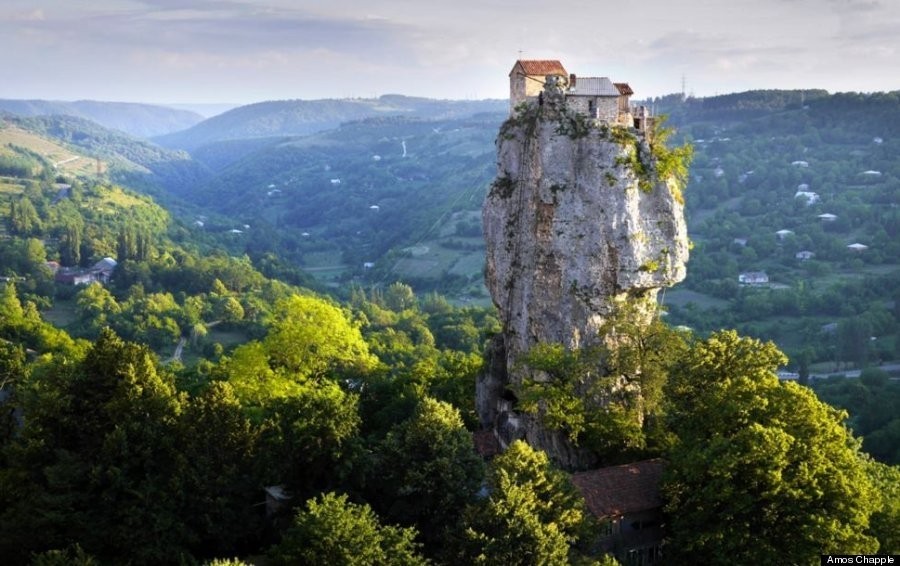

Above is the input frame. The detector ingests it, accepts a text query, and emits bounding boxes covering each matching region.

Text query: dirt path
[164,337,186,364]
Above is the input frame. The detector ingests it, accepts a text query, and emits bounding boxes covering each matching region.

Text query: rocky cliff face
[478,99,688,469]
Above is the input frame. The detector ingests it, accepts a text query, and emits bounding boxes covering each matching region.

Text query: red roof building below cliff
[571,459,665,519]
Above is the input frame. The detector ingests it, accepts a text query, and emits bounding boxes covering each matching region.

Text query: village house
[54,257,117,286]
[263,485,291,518]
[508,60,648,130]
[739,271,769,285]
[775,229,794,240]
[795,250,815,261]
[794,191,820,205]
[55,269,98,286]
[92,257,117,283]
[572,459,666,565]
[821,322,839,334]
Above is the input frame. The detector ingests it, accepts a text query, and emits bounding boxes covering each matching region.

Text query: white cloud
[0,0,898,103]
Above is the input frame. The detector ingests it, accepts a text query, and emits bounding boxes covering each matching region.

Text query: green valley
[0,89,897,565]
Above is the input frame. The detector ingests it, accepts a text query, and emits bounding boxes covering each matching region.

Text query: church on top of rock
[508,59,651,131]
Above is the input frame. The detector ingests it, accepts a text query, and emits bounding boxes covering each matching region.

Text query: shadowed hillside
[155,95,506,151]
[0,99,204,137]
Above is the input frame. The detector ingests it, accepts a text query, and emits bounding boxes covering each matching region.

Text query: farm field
[0,123,102,176]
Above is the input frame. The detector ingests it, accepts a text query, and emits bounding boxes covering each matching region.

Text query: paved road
[809,362,900,380]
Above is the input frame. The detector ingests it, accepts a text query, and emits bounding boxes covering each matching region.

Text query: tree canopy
[267,492,428,566]
[663,330,881,563]
[460,440,589,566]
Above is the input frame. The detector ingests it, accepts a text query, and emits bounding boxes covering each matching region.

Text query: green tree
[0,341,27,447]
[663,330,880,564]
[264,295,377,378]
[224,341,281,405]
[216,296,245,324]
[22,238,47,270]
[116,227,136,262]
[516,308,686,462]
[59,222,82,267]
[865,459,900,554]
[75,283,119,332]
[177,381,261,558]
[461,440,588,565]
[385,282,417,312]
[258,379,362,500]
[8,196,42,236]
[268,492,428,566]
[29,544,99,566]
[0,283,25,327]
[647,115,694,204]
[370,397,484,551]
[0,329,188,563]
[837,317,873,368]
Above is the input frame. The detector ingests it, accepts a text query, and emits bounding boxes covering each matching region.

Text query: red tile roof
[511,60,568,77]
[571,459,664,518]
[472,429,501,458]
[614,82,634,96]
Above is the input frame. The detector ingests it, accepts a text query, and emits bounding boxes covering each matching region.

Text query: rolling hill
[154,95,506,151]
[9,89,896,369]
[5,114,212,197]
[172,89,900,369]
[0,120,106,178]
[181,113,504,296]
[652,90,900,365]
[0,99,204,138]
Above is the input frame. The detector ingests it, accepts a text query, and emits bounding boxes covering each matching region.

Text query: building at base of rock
[572,459,666,565]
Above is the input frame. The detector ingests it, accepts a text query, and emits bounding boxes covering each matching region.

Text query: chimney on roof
[569,74,577,88]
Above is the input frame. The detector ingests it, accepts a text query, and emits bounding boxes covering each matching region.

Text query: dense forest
[656,91,900,373]
[0,91,898,564]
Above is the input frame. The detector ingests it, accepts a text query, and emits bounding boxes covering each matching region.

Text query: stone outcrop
[478,97,688,469]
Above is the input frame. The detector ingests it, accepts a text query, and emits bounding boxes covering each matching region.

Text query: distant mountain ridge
[0,99,204,138]
[10,114,212,196]
[154,95,506,151]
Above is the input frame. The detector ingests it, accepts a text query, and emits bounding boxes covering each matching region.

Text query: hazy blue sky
[2,0,898,104]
